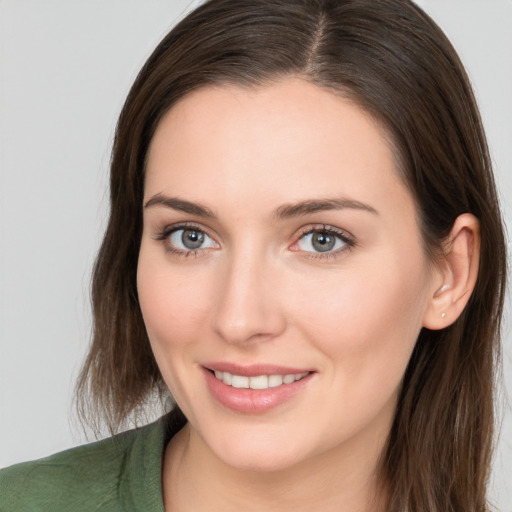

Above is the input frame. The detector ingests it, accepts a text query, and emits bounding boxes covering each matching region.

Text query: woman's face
[138,78,439,472]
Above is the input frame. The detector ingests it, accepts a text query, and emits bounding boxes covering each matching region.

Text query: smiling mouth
[203,366,314,413]
[212,370,310,390]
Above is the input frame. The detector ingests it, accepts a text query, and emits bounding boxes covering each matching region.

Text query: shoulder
[0,434,130,512]
[0,413,181,512]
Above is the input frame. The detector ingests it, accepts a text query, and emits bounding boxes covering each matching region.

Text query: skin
[137,78,480,511]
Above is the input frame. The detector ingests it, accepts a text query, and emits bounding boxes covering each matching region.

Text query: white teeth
[268,375,283,387]
[231,375,250,388]
[249,375,268,389]
[213,371,309,389]
[283,374,296,384]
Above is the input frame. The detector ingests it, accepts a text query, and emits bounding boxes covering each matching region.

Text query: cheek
[137,251,216,411]
[137,252,211,353]
[291,256,429,383]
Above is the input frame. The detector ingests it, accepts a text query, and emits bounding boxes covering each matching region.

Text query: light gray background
[1,0,511,508]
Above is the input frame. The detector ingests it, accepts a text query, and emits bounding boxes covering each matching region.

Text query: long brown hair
[75,1,507,510]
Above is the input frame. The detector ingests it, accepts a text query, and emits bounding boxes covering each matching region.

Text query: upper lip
[202,362,313,377]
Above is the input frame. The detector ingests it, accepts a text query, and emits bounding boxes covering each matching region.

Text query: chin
[200,425,313,473]
[219,447,303,473]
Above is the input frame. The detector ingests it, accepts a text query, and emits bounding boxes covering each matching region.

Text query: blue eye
[168,228,217,251]
[296,229,350,254]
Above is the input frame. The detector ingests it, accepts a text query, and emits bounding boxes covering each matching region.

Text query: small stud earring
[441,312,446,318]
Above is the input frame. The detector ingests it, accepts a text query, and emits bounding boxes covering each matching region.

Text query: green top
[0,410,186,512]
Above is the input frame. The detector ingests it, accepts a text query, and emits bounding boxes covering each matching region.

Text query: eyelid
[153,221,355,260]
[289,224,355,258]
[154,221,213,239]
[154,221,220,257]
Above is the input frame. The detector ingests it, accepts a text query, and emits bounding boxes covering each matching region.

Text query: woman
[0,0,506,511]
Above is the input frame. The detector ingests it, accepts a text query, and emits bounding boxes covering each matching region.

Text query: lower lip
[202,367,313,414]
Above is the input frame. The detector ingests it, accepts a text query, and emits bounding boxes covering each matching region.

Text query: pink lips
[201,363,314,414]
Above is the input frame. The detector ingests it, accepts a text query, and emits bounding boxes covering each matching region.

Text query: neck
[162,423,389,512]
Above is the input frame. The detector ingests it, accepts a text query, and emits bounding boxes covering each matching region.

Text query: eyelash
[293,224,355,261]
[154,222,355,261]
[154,222,215,259]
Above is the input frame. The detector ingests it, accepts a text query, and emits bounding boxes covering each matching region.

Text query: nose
[210,248,286,345]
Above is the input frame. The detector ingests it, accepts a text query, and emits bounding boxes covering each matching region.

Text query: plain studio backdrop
[0,0,511,508]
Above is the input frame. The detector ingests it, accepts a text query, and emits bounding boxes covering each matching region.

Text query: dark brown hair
[76,1,507,510]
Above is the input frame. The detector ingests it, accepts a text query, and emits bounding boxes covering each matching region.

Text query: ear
[422,213,480,330]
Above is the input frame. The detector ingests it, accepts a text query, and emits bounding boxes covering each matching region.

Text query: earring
[441,312,446,318]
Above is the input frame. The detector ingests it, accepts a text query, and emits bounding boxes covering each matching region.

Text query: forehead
[144,78,410,218]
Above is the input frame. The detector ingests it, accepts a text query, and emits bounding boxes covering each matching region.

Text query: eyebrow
[273,198,378,220]
[144,194,216,218]
[144,193,378,219]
